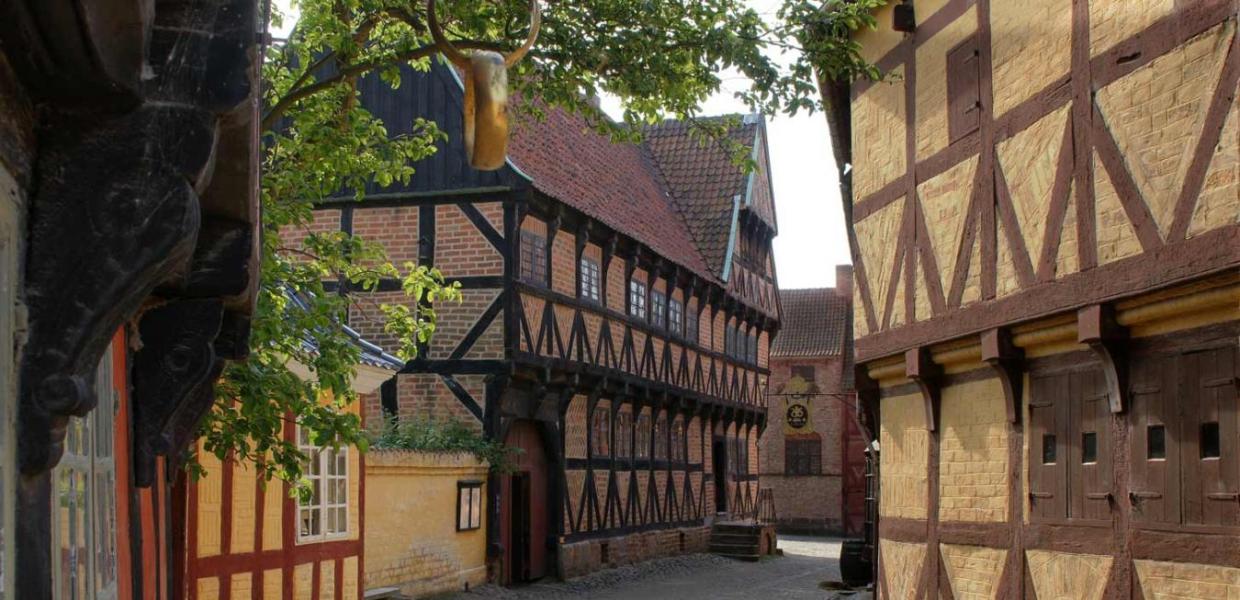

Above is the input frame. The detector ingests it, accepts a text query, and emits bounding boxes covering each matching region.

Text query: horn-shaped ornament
[428,0,540,171]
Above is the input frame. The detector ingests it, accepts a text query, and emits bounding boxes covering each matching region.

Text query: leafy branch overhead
[198,0,884,491]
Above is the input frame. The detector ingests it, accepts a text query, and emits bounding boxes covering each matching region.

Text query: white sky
[272,0,851,289]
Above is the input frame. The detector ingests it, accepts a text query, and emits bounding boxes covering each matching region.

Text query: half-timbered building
[301,60,782,583]
[823,0,1240,598]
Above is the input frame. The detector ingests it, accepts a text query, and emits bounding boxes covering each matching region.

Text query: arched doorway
[499,420,550,584]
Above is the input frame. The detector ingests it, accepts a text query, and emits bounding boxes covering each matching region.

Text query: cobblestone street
[442,536,857,600]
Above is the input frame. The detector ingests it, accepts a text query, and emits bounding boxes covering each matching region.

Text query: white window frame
[50,343,119,600]
[579,257,601,303]
[297,427,350,544]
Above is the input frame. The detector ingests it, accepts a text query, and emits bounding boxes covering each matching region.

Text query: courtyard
[444,536,854,600]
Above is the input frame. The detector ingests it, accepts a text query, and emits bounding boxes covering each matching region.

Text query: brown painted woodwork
[1079,305,1130,413]
[981,328,1024,423]
[502,420,550,583]
[947,35,982,143]
[1128,353,1181,525]
[1029,372,1068,520]
[1181,345,1239,528]
[1069,369,1112,521]
[905,347,941,431]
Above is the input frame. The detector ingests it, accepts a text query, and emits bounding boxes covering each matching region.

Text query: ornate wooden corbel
[855,365,880,442]
[981,328,1025,424]
[131,298,226,487]
[905,347,941,431]
[1078,304,1129,413]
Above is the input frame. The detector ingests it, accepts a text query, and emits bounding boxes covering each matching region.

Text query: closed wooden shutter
[1128,354,1181,525]
[947,35,982,143]
[1029,373,1068,520]
[1180,345,1239,527]
[1069,369,1112,520]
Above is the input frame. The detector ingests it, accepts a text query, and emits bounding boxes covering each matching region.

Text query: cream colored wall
[938,377,1009,523]
[914,7,978,161]
[879,392,929,519]
[363,451,489,597]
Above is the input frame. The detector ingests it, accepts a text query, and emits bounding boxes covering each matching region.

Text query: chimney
[835,264,854,300]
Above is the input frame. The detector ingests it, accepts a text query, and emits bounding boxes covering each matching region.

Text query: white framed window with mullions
[297,427,349,543]
[457,481,484,531]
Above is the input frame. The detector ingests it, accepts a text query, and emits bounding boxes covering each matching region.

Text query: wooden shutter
[947,35,982,143]
[1128,354,1181,524]
[1069,368,1112,520]
[1180,345,1239,527]
[1029,373,1068,520]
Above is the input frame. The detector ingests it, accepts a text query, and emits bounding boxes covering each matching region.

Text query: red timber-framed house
[302,60,782,582]
[822,0,1240,598]
[0,0,265,598]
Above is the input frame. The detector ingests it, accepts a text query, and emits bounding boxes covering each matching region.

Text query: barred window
[579,257,601,302]
[298,427,349,542]
[785,438,822,476]
[629,280,647,320]
[671,420,686,462]
[519,232,548,286]
[651,290,667,329]
[669,299,683,337]
[591,407,610,457]
[635,414,651,459]
[615,412,632,459]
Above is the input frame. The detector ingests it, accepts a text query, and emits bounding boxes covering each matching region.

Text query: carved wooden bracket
[981,328,1025,424]
[855,365,881,442]
[131,299,226,487]
[905,347,942,431]
[1078,304,1129,413]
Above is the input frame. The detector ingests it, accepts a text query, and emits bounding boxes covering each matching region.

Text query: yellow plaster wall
[230,463,257,554]
[879,392,929,519]
[1025,550,1113,600]
[1093,150,1142,265]
[880,540,926,600]
[915,7,978,160]
[990,0,1071,117]
[918,156,978,296]
[856,197,905,326]
[1135,559,1240,599]
[940,544,1007,600]
[363,451,489,597]
[852,67,908,201]
[197,445,224,557]
[855,1,903,65]
[1096,22,1235,239]
[938,378,1009,523]
[1189,78,1239,237]
[997,104,1071,270]
[1089,0,1174,57]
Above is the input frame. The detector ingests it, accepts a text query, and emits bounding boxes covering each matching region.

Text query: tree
[199,0,884,488]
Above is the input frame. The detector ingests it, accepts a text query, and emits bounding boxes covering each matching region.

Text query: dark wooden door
[502,421,549,583]
[1181,346,1239,527]
[713,438,727,513]
[1129,354,1181,524]
[842,401,868,536]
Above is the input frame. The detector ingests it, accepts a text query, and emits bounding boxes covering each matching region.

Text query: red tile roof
[508,107,715,279]
[771,288,850,357]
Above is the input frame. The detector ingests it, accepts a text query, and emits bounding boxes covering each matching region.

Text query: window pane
[1081,432,1097,464]
[470,488,483,528]
[1147,424,1166,459]
[1201,422,1221,459]
[1042,434,1057,464]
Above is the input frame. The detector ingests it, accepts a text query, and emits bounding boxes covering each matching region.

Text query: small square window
[457,481,483,531]
[1042,434,1057,465]
[1200,422,1221,459]
[1081,432,1097,464]
[579,258,601,302]
[1147,424,1166,460]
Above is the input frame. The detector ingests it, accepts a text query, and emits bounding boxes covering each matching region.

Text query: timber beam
[1078,304,1129,413]
[981,328,1025,424]
[905,347,942,432]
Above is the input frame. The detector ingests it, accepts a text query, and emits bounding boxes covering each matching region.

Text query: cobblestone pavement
[440,535,866,600]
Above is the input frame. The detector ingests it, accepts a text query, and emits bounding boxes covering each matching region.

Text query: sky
[272,0,852,289]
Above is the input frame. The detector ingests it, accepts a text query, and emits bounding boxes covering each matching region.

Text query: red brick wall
[759,353,852,533]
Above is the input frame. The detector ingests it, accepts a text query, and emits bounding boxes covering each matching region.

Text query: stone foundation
[557,525,712,579]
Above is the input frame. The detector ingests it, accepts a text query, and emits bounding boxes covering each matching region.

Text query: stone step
[711,524,762,535]
[711,532,759,544]
[712,550,761,562]
[710,543,760,555]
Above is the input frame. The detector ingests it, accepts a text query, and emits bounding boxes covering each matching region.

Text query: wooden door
[842,403,868,536]
[1029,373,1067,520]
[713,438,727,513]
[502,421,549,583]
[1129,354,1181,524]
[1069,369,1111,521]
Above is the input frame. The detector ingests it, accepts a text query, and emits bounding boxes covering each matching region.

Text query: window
[579,257,601,302]
[297,427,349,542]
[457,481,483,531]
[725,324,736,358]
[671,420,685,463]
[729,437,750,476]
[1147,424,1166,460]
[635,414,651,459]
[51,344,119,600]
[685,304,699,345]
[791,365,816,383]
[616,412,632,459]
[1082,432,1098,464]
[1200,422,1220,459]
[749,333,758,364]
[629,280,647,320]
[654,415,669,460]
[519,231,548,286]
[669,299,683,336]
[946,34,982,142]
[651,290,667,329]
[785,438,822,475]
[1041,434,1057,464]
[591,407,610,457]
